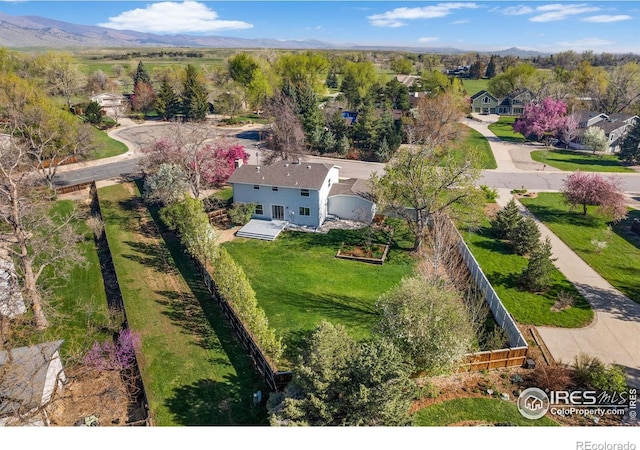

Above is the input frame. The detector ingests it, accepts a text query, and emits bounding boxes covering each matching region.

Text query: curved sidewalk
[496,189,640,387]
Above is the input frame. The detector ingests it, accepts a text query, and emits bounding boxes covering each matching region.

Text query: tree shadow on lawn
[122,240,179,274]
[467,227,514,256]
[165,376,268,426]
[524,204,600,228]
[613,209,640,250]
[544,150,625,167]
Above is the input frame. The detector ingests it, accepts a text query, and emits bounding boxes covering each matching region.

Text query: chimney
[256,166,260,172]
[297,157,301,165]
[234,159,243,169]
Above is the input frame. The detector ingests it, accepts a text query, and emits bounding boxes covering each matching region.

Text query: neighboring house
[470,90,500,115]
[471,90,532,115]
[0,340,66,426]
[228,161,375,228]
[341,111,359,127]
[408,91,428,108]
[90,93,126,117]
[569,110,639,153]
[395,74,420,88]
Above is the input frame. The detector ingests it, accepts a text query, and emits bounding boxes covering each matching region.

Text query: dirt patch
[484,203,501,220]
[215,226,240,244]
[49,366,130,426]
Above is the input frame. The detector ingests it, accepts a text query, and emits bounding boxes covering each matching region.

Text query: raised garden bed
[336,243,390,264]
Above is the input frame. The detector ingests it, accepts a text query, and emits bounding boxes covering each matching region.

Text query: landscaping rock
[500,393,510,401]
[486,389,494,396]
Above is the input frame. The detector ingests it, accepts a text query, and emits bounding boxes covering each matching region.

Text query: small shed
[0,340,66,426]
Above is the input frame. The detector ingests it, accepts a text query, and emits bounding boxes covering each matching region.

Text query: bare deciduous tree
[262,90,307,164]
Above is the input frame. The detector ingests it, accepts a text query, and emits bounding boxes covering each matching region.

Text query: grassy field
[89,126,129,160]
[413,397,558,426]
[35,200,111,362]
[446,124,497,170]
[462,79,490,96]
[223,222,416,363]
[488,116,525,143]
[99,182,267,425]
[530,150,635,173]
[462,216,593,327]
[520,193,640,303]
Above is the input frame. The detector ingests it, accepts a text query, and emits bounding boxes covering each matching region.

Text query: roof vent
[297,157,301,164]
[287,173,290,176]
[284,163,289,167]
[256,166,260,172]
[295,181,298,185]
[307,165,312,169]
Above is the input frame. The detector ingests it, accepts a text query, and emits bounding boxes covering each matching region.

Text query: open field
[99,182,266,425]
[223,222,416,363]
[462,215,593,328]
[520,192,640,303]
[413,397,559,426]
[530,150,635,173]
[462,79,489,96]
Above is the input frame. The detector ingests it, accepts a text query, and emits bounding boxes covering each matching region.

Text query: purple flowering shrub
[84,329,141,371]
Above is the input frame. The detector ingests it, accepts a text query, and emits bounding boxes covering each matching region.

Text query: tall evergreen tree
[155,78,180,120]
[619,120,640,165]
[485,55,497,79]
[181,64,208,121]
[133,61,151,88]
[492,199,522,239]
[518,237,557,292]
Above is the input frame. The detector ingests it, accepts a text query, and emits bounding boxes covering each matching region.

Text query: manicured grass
[520,193,640,303]
[462,216,593,327]
[413,397,558,426]
[38,200,110,362]
[462,79,490,96]
[89,126,129,160]
[223,222,416,363]
[530,150,635,173]
[463,125,498,169]
[99,183,267,425]
[488,116,526,143]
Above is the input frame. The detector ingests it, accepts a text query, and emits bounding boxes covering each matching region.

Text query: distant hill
[0,12,545,56]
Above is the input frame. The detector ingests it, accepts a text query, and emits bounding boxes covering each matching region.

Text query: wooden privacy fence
[57,181,93,194]
[459,347,529,372]
[192,258,292,391]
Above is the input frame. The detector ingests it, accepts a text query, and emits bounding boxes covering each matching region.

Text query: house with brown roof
[228,160,375,234]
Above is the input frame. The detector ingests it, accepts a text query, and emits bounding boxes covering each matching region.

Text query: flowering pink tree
[142,125,249,198]
[557,113,578,148]
[563,171,627,222]
[84,329,142,371]
[513,97,568,145]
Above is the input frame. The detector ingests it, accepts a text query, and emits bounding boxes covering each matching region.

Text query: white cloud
[557,37,614,48]
[530,3,600,22]
[452,19,470,24]
[503,5,534,16]
[368,2,479,28]
[418,37,440,43]
[582,15,632,23]
[98,1,253,34]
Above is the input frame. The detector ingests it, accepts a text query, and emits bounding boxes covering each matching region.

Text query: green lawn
[530,150,635,173]
[462,217,593,327]
[89,126,129,160]
[455,124,497,170]
[223,223,416,363]
[462,79,490,96]
[99,183,267,425]
[520,193,640,303]
[36,200,111,362]
[488,116,526,143]
[413,397,559,426]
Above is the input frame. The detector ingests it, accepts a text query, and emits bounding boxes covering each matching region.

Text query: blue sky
[2,1,640,52]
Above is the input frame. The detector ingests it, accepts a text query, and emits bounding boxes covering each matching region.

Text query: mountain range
[0,12,543,56]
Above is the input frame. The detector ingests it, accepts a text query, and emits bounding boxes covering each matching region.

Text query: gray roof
[0,340,64,417]
[228,161,336,190]
[329,178,373,200]
[470,90,498,102]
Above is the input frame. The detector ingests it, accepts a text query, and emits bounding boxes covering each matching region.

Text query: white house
[0,340,66,426]
[569,110,639,153]
[90,93,125,108]
[228,161,375,230]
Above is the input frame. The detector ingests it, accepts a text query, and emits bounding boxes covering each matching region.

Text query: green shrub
[228,202,256,226]
[573,353,628,392]
[481,185,498,203]
[213,248,284,364]
[518,237,556,292]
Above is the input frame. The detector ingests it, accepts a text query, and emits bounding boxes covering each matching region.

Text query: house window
[482,96,490,104]
[255,204,263,215]
[272,186,278,191]
[300,189,310,197]
[253,185,260,190]
[327,178,332,188]
[299,207,310,216]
